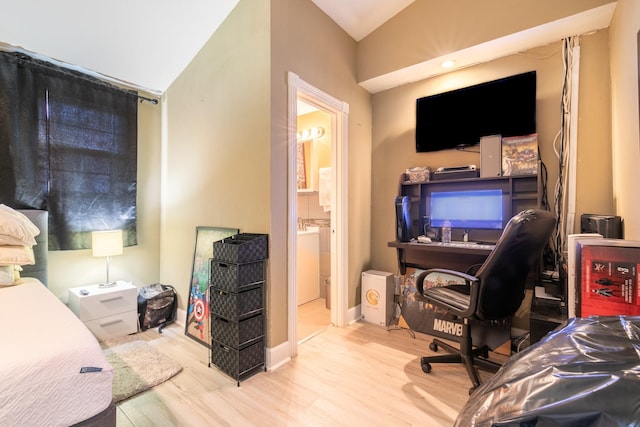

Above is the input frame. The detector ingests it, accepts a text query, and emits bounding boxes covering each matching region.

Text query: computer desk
[388,240,495,275]
[387,240,510,350]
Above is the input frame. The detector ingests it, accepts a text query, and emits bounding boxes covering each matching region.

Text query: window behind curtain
[0,52,138,250]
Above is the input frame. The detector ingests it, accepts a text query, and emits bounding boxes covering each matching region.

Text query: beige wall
[47,97,162,300]
[610,0,640,239]
[357,0,616,83]
[576,31,615,219]
[157,0,372,347]
[39,1,634,352]
[160,0,271,333]
[270,0,372,326]
[369,34,613,274]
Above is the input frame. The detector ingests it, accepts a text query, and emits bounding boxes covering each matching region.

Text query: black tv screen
[416,71,536,152]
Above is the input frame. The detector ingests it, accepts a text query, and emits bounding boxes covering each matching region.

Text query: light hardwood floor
[116,320,495,426]
[297,297,331,342]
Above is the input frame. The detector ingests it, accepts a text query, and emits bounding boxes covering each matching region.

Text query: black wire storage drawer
[211,338,265,384]
[210,283,264,319]
[210,259,265,291]
[211,313,264,349]
[213,233,268,263]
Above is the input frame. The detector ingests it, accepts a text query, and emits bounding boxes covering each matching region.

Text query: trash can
[325,278,331,310]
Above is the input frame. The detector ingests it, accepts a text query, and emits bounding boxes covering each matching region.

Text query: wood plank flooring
[297,297,331,343]
[115,319,495,426]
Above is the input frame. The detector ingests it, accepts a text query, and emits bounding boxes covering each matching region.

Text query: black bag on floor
[137,283,177,333]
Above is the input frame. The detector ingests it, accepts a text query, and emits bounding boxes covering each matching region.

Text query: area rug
[102,339,183,403]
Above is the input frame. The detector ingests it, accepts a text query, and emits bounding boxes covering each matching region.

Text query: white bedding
[0,278,113,426]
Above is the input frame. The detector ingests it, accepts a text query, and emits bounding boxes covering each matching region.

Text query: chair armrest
[416,268,479,295]
[419,268,479,285]
[416,268,481,318]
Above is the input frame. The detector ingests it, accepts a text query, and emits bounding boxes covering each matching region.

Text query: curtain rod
[0,43,161,104]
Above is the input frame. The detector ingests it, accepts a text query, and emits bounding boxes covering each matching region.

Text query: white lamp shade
[91,230,123,257]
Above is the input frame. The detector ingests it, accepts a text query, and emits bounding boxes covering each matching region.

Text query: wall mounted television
[415,71,537,153]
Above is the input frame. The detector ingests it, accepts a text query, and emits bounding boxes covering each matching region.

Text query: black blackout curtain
[0,51,138,250]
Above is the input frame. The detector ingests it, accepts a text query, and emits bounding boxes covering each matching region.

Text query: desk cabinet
[68,281,138,341]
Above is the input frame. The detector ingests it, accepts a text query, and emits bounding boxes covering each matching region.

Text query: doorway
[296,100,331,343]
[287,72,349,357]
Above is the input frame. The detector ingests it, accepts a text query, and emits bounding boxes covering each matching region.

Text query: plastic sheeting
[455,316,640,427]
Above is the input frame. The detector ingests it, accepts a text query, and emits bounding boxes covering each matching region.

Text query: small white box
[361,270,395,326]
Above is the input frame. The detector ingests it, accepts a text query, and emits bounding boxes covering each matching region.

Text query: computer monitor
[429,189,504,230]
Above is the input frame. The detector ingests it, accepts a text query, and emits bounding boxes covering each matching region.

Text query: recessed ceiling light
[441,60,455,69]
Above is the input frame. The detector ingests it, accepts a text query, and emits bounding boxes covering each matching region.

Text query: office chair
[416,209,556,392]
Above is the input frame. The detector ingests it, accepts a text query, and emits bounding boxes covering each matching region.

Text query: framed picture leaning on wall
[185,226,239,347]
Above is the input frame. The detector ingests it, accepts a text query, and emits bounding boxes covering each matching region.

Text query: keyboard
[416,241,495,250]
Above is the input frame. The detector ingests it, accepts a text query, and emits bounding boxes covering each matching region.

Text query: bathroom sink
[297,226,319,235]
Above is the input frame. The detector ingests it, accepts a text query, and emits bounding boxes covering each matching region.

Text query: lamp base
[98,282,118,288]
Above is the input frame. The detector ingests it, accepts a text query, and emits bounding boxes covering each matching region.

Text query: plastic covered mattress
[0,278,113,426]
[456,316,640,427]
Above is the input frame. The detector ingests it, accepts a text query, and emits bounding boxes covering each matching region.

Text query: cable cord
[553,36,581,271]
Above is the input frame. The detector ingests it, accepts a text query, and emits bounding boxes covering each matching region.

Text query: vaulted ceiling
[0,1,616,95]
[0,0,412,94]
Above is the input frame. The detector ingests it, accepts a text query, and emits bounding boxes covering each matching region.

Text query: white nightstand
[68,281,138,341]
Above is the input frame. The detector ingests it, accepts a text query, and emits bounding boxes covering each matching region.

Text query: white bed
[0,209,115,427]
[0,278,114,426]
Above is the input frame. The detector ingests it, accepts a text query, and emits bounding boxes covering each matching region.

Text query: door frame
[287,72,349,357]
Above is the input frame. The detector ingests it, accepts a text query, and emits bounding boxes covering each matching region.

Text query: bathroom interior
[296,101,332,343]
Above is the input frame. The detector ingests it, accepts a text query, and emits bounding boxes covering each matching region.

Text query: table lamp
[91,230,123,286]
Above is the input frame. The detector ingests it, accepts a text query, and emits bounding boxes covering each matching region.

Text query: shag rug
[101,338,183,403]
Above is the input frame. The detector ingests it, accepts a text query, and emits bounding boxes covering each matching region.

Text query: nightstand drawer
[69,282,137,321]
[84,310,138,341]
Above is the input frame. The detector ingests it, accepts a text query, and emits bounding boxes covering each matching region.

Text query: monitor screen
[429,189,504,230]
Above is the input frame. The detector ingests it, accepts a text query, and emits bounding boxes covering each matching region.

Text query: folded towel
[319,167,331,212]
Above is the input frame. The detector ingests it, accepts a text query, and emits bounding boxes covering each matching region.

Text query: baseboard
[349,304,362,325]
[175,308,186,327]
[267,341,291,371]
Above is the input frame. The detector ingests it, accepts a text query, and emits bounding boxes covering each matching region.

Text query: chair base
[421,334,503,393]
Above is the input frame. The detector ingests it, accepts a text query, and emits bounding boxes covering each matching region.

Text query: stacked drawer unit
[209,233,268,385]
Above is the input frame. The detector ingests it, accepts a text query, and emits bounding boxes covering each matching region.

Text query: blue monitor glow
[429,189,504,230]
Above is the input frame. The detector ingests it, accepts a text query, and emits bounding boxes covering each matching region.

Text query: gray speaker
[480,134,502,177]
[580,214,623,238]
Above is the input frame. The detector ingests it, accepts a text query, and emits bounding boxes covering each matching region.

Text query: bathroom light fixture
[91,229,123,286]
[297,126,325,141]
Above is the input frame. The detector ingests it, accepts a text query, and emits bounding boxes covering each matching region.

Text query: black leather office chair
[416,209,556,392]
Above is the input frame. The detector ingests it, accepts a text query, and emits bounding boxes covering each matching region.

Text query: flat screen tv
[429,189,504,230]
[416,71,536,152]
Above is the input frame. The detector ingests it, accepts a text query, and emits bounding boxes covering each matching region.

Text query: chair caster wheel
[429,342,438,352]
[421,359,432,373]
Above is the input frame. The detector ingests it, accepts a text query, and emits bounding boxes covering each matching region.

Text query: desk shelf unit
[392,173,542,275]
[400,173,541,244]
